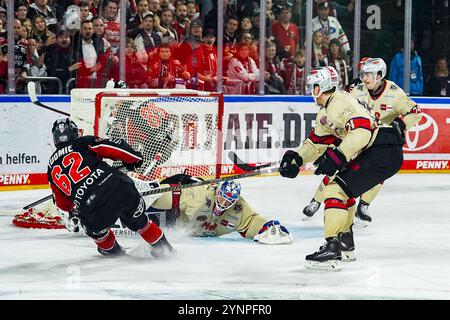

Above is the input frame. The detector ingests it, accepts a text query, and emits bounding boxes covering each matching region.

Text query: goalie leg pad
[253,220,293,245]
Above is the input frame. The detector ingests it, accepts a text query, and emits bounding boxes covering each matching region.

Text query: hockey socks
[95,230,125,256]
[139,220,163,245]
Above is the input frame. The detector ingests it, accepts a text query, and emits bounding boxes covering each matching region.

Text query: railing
[23,77,63,95]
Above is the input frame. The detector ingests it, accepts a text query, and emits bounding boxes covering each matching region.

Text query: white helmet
[360,58,387,80]
[306,66,340,97]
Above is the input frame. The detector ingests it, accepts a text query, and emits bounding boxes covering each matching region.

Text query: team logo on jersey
[403,112,438,152]
[380,104,393,111]
[233,204,242,213]
[205,198,212,208]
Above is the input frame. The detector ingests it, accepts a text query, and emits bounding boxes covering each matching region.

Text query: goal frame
[93,91,225,179]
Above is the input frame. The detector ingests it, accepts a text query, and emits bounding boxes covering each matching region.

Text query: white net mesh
[71,89,223,181]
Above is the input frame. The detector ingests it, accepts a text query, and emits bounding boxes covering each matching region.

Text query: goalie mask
[214,180,241,213]
[52,118,79,147]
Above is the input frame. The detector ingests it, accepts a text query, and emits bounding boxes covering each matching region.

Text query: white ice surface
[1,174,450,300]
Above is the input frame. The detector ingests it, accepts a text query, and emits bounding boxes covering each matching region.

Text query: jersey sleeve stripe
[89,144,142,163]
[346,117,372,131]
[308,130,340,145]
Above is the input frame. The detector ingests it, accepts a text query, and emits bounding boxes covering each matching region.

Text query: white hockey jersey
[227,56,260,82]
[312,16,351,54]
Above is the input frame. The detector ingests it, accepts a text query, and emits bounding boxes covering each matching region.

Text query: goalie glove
[253,220,293,245]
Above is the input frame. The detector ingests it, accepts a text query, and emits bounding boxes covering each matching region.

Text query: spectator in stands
[72,20,107,88]
[92,16,111,54]
[147,44,190,88]
[155,8,179,41]
[239,16,258,41]
[134,11,162,67]
[15,3,29,24]
[323,38,348,90]
[0,38,7,93]
[272,0,294,17]
[186,0,200,21]
[175,18,202,67]
[223,16,239,73]
[26,37,47,94]
[264,0,277,38]
[124,37,148,88]
[264,40,286,94]
[148,0,161,15]
[22,19,33,36]
[204,0,237,34]
[190,28,219,92]
[389,36,424,96]
[47,0,65,22]
[44,28,80,94]
[27,0,59,34]
[101,0,120,55]
[227,43,259,94]
[0,17,6,38]
[238,32,259,67]
[312,30,327,67]
[426,57,450,97]
[30,14,56,55]
[312,1,351,63]
[281,48,306,95]
[171,3,190,43]
[127,0,149,39]
[271,6,299,60]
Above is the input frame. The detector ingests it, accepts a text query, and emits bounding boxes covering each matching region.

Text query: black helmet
[52,118,79,147]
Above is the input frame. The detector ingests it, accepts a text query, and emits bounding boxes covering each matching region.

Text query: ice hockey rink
[1,173,450,300]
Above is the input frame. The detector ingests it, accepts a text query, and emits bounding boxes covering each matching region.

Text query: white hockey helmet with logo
[360,58,387,80]
[306,66,340,97]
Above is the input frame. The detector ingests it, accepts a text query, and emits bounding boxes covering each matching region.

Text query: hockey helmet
[306,66,339,97]
[215,180,241,212]
[52,118,79,147]
[360,58,387,80]
[357,57,371,71]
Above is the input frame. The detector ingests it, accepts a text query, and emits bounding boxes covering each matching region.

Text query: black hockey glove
[125,151,144,171]
[392,117,406,144]
[314,147,347,176]
[279,150,303,179]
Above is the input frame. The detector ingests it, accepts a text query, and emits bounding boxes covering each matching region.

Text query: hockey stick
[228,151,278,171]
[27,82,70,116]
[140,165,280,197]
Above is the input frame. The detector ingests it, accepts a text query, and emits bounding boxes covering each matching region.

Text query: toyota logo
[403,113,438,152]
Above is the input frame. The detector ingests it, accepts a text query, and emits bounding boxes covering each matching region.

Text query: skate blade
[341,251,356,262]
[354,217,370,228]
[304,259,342,271]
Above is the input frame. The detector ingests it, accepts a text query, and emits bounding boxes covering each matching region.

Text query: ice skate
[150,234,176,258]
[339,226,356,262]
[305,237,342,270]
[355,201,371,228]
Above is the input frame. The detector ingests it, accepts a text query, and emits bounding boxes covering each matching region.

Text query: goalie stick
[140,165,280,197]
[27,82,70,116]
[228,151,278,171]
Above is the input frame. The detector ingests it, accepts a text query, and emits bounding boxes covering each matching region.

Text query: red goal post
[71,89,224,181]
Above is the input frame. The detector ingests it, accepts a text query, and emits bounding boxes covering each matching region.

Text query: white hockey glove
[59,209,81,233]
[254,220,293,245]
[128,173,163,207]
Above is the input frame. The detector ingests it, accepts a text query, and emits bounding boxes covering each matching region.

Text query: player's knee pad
[120,196,148,231]
[324,198,348,211]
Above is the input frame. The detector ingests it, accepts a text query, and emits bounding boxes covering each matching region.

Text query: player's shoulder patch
[356,84,365,91]
[390,83,398,90]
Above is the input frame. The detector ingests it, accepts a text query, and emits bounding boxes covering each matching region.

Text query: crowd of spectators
[0,0,447,96]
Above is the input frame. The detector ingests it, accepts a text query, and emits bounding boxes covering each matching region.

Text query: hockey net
[70,88,224,181]
[12,89,224,230]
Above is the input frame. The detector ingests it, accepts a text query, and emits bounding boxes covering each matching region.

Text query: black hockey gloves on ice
[280,150,303,178]
[314,147,347,176]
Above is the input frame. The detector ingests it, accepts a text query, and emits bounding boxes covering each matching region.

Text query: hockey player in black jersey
[48,118,174,257]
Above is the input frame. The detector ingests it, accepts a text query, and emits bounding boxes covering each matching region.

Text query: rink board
[1,95,449,190]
